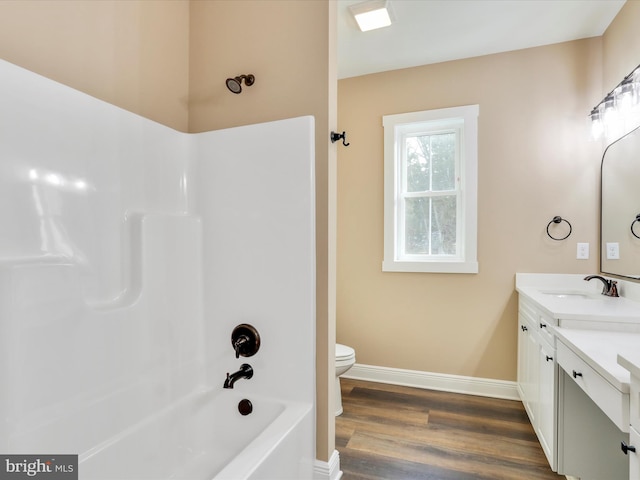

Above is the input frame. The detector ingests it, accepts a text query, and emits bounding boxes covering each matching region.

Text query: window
[382,105,479,273]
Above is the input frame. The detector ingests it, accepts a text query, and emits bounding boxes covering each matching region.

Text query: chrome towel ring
[546,216,572,241]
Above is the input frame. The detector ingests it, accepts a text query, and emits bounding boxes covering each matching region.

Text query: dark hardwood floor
[336,378,564,480]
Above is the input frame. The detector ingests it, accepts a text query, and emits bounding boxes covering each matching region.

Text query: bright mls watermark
[0,455,77,480]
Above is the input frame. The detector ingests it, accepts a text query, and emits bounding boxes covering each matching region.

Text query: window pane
[406,136,429,192]
[405,133,455,193]
[431,133,456,191]
[404,195,457,256]
[404,197,430,254]
[431,195,457,255]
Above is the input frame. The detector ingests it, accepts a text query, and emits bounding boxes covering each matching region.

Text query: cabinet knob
[546,355,553,362]
[621,441,636,455]
[539,322,547,329]
[572,370,582,379]
[521,325,528,332]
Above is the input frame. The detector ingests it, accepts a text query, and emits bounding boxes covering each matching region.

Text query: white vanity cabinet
[618,357,640,480]
[517,296,558,470]
[517,273,640,479]
[632,376,640,480]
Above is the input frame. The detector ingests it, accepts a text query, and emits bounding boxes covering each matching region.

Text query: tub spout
[224,363,253,389]
[584,275,619,297]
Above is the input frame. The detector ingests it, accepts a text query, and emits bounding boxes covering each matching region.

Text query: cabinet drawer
[519,298,558,327]
[537,313,555,346]
[557,341,629,432]
[519,299,537,327]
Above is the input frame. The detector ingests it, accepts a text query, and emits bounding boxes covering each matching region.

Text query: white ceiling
[337,0,626,79]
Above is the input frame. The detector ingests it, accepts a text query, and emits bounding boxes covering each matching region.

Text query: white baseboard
[313,449,342,480]
[343,363,520,401]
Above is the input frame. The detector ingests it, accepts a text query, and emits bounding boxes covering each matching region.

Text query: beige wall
[603,0,640,94]
[0,0,336,463]
[337,38,604,381]
[0,0,190,131]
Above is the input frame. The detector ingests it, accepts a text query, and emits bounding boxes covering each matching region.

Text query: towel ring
[546,216,572,241]
[631,214,640,239]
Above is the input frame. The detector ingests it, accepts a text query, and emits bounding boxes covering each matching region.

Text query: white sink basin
[541,291,598,299]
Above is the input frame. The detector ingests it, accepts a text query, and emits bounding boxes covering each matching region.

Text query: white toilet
[335,343,356,416]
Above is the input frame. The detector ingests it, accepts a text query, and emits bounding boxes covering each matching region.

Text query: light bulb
[589,108,603,140]
[602,96,624,141]
[615,80,635,114]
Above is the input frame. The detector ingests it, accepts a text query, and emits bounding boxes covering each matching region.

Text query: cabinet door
[538,340,557,470]
[518,311,538,424]
[558,369,629,479]
[630,426,640,480]
[517,314,528,395]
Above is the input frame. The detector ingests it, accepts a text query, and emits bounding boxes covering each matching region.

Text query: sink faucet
[584,275,619,297]
[223,363,253,389]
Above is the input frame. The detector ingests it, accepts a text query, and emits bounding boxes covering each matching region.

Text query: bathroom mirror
[601,125,640,279]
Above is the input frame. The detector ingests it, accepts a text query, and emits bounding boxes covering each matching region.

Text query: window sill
[382,260,478,274]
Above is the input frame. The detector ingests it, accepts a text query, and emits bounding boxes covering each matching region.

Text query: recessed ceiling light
[349,0,392,32]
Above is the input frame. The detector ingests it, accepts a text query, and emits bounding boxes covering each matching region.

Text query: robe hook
[331,131,350,146]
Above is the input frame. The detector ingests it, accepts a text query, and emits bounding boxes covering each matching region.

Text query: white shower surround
[0,59,315,479]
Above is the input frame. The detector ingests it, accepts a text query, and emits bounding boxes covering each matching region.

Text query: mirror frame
[600,124,640,281]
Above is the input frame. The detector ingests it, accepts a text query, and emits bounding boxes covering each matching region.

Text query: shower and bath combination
[226,74,255,94]
[1,58,315,479]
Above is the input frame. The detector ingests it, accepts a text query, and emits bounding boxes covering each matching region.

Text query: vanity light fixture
[589,64,640,141]
[349,0,393,32]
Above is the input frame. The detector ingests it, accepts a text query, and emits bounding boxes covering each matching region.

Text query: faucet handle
[231,324,261,358]
[584,275,619,297]
[233,335,249,359]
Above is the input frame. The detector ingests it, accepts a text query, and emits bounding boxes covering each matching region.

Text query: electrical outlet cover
[606,242,620,260]
[576,243,589,260]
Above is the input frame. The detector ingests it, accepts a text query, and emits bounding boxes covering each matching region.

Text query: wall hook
[546,216,572,241]
[331,131,350,146]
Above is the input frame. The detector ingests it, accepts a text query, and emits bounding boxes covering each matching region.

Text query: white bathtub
[79,388,314,480]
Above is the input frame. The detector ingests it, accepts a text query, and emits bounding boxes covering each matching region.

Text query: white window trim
[382,105,479,274]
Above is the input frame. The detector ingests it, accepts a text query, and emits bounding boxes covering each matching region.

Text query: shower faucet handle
[231,324,261,358]
[233,335,250,359]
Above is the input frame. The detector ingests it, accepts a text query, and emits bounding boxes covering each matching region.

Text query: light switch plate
[606,242,620,260]
[576,243,589,260]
